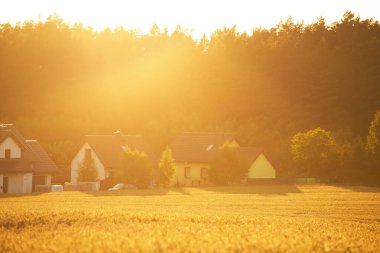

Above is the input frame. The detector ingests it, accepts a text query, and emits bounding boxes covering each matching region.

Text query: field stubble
[0,185,379,252]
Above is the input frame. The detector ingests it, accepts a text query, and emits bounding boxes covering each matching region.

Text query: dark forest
[1,12,379,182]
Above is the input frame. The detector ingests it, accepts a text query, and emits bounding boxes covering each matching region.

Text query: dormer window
[4,149,11,159]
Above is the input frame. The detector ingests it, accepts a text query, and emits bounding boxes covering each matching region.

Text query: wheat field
[0,185,379,252]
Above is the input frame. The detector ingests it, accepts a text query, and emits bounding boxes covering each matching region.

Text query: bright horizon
[1,0,380,38]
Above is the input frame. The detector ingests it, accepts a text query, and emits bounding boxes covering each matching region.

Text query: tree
[291,127,339,179]
[333,128,367,183]
[157,146,175,187]
[366,110,380,155]
[366,110,380,183]
[77,155,98,182]
[209,142,248,185]
[119,146,152,188]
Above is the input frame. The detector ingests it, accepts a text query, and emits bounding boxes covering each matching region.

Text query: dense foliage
[0,12,379,183]
[365,111,380,181]
[291,128,339,178]
[157,146,175,187]
[118,146,152,188]
[366,111,380,154]
[210,142,247,185]
[77,155,98,182]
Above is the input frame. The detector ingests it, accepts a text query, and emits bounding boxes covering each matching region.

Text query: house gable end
[0,136,22,159]
[247,153,276,179]
[70,142,106,183]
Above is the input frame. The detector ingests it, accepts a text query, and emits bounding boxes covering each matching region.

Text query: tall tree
[157,146,175,187]
[77,155,98,182]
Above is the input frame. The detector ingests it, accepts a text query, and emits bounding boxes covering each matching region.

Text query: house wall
[247,154,276,179]
[0,137,21,158]
[71,143,106,183]
[171,162,210,187]
[24,173,33,192]
[2,173,32,193]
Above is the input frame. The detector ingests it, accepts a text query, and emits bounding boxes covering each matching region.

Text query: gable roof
[26,140,59,174]
[171,132,236,163]
[0,124,59,174]
[0,131,10,144]
[0,125,38,156]
[84,134,157,168]
[237,147,262,165]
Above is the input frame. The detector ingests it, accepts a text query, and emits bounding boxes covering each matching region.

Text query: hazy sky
[1,0,379,38]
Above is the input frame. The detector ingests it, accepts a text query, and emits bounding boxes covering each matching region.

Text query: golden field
[0,185,379,253]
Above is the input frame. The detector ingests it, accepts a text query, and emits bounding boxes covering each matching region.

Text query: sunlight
[1,0,380,38]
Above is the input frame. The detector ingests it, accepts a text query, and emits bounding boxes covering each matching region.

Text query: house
[70,132,157,189]
[170,133,238,186]
[170,132,276,186]
[0,124,59,193]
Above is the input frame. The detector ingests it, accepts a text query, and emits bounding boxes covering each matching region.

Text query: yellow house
[170,133,237,187]
[238,147,276,182]
[170,133,276,187]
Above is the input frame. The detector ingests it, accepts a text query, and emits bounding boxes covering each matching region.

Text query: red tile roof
[85,135,157,168]
[0,124,58,174]
[171,132,235,163]
[26,140,59,174]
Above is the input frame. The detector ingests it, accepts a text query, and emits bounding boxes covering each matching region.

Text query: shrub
[209,142,247,185]
[119,146,152,188]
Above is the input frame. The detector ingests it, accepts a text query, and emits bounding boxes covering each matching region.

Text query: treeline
[0,12,380,184]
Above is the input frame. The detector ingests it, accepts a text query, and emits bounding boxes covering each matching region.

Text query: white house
[0,124,59,193]
[70,133,157,189]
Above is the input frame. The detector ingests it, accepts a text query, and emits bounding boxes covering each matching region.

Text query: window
[4,149,11,159]
[201,168,209,179]
[184,167,191,178]
[85,148,92,158]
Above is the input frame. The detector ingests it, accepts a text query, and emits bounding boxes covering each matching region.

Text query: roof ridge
[25,139,38,142]
[179,132,235,134]
[85,134,142,136]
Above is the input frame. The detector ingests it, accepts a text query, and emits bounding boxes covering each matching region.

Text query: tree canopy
[366,111,380,181]
[118,146,152,188]
[209,142,247,185]
[291,128,339,178]
[366,111,380,155]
